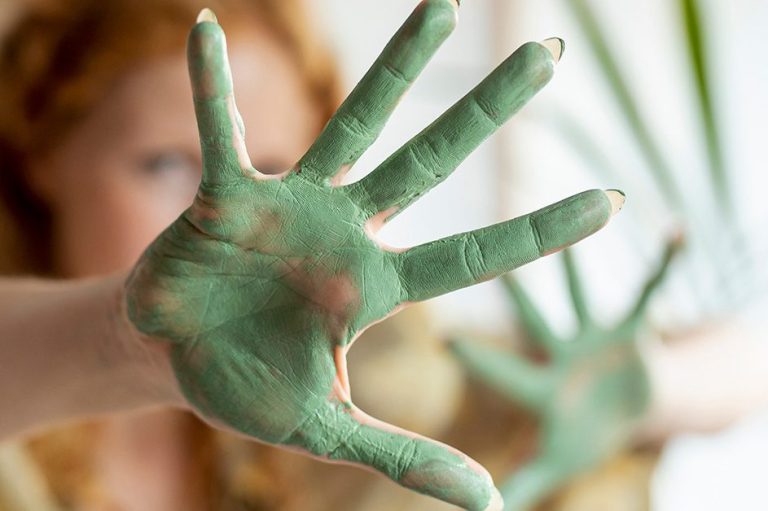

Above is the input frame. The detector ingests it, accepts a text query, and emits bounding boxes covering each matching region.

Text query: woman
[0,0,622,509]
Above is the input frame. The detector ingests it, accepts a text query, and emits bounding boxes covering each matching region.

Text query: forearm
[0,273,183,440]
[640,319,768,439]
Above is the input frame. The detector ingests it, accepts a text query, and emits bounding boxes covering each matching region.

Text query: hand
[450,237,681,510]
[125,2,622,509]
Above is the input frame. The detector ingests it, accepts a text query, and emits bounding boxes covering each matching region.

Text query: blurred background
[309,3,768,506]
[2,0,768,510]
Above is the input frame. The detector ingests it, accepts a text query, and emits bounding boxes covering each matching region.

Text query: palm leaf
[679,0,731,214]
[566,0,685,211]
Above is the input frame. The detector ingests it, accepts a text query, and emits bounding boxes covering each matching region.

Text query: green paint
[348,40,558,220]
[450,239,681,511]
[299,0,457,183]
[125,3,620,509]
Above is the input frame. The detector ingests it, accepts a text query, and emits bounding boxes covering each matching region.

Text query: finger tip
[192,14,225,38]
[188,16,226,58]
[401,447,498,511]
[449,0,461,17]
[422,0,460,32]
[187,17,231,98]
[196,7,218,24]
[604,189,626,217]
[483,487,504,511]
[474,477,503,511]
[541,37,565,63]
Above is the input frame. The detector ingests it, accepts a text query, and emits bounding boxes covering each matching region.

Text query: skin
[450,238,682,511]
[121,2,625,509]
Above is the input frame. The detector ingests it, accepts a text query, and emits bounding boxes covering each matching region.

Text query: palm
[125,2,621,510]
[539,328,649,474]
[451,241,680,510]
[131,176,400,441]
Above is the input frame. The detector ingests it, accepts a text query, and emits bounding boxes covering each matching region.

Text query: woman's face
[28,31,322,277]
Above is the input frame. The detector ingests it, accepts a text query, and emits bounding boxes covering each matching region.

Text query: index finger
[188,10,253,188]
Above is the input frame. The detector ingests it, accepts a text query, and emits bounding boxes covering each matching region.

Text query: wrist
[637,320,768,439]
[0,273,186,438]
[107,272,185,409]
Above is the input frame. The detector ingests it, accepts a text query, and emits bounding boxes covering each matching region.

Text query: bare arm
[0,273,181,440]
[641,319,768,438]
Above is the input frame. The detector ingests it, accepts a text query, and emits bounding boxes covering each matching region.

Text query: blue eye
[140,151,198,176]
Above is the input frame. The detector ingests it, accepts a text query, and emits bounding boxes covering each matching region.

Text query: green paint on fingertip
[187,22,233,100]
[531,189,614,255]
[296,0,457,184]
[401,452,496,511]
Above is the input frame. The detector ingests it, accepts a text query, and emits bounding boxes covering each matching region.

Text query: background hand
[450,237,681,510]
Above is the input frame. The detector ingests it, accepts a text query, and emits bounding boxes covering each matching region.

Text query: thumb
[286,400,503,510]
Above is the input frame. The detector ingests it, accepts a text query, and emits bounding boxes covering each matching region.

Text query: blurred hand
[125,2,622,509]
[451,239,681,510]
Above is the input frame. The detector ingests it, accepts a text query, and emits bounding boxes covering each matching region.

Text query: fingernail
[604,189,626,216]
[483,487,504,511]
[541,37,565,63]
[196,7,218,24]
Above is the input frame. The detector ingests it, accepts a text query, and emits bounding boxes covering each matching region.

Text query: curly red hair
[0,0,341,274]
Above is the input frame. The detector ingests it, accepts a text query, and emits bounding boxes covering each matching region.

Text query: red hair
[0,0,341,274]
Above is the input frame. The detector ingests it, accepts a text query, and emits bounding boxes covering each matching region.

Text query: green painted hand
[125,2,623,509]
[450,237,681,510]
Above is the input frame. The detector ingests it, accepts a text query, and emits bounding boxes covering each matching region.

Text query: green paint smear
[124,2,620,509]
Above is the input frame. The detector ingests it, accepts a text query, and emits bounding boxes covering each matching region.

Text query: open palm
[125,2,621,509]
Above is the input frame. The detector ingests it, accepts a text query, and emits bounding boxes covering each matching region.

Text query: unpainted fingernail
[196,7,218,24]
[482,487,504,511]
[604,189,626,216]
[540,37,565,63]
